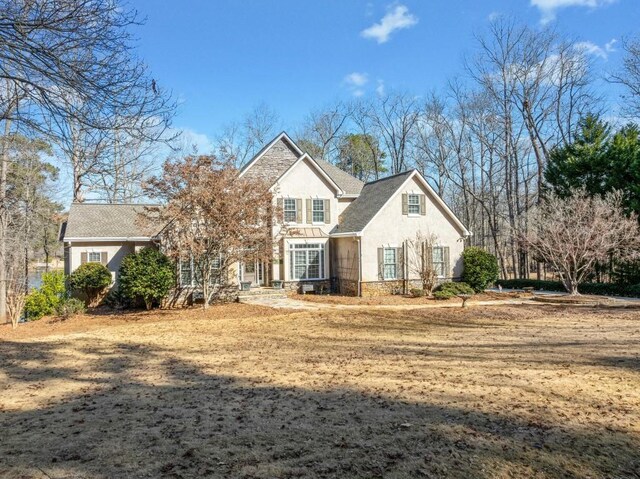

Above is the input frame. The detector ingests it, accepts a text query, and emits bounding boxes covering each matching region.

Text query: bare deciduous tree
[217,103,281,167]
[296,101,351,161]
[144,156,279,308]
[407,231,440,295]
[610,36,640,119]
[521,189,640,295]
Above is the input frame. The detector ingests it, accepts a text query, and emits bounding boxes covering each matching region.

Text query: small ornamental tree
[144,155,279,308]
[462,247,500,292]
[69,263,112,306]
[407,231,440,296]
[522,189,640,295]
[119,247,175,310]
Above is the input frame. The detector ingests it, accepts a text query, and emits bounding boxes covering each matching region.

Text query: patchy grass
[1,304,639,478]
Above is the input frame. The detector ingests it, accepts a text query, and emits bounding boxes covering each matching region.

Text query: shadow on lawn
[1,337,639,479]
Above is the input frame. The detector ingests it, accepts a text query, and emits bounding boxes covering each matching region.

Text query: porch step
[237,287,288,300]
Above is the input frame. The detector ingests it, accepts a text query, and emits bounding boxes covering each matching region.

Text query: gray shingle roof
[63,203,162,240]
[314,158,364,196]
[332,170,414,234]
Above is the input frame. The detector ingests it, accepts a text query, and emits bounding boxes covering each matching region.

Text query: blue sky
[130,0,638,150]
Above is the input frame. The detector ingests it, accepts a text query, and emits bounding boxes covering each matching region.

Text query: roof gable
[275,154,342,194]
[333,170,470,236]
[240,131,364,196]
[239,132,303,184]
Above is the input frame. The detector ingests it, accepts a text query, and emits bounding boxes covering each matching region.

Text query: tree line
[213,18,640,284]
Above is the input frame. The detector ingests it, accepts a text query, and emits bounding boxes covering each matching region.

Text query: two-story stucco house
[61,132,471,297]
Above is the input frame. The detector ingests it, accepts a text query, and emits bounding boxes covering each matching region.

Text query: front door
[241,261,263,286]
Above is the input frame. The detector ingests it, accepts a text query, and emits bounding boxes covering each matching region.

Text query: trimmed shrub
[119,247,175,310]
[462,247,500,292]
[433,281,475,300]
[24,271,66,320]
[410,288,425,297]
[103,288,131,310]
[69,263,112,306]
[56,298,86,319]
[496,279,640,298]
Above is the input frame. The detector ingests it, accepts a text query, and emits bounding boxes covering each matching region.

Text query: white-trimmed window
[284,198,297,223]
[87,252,103,263]
[179,258,193,286]
[383,248,397,280]
[312,199,325,223]
[432,247,445,277]
[289,243,325,280]
[180,255,223,286]
[407,194,421,215]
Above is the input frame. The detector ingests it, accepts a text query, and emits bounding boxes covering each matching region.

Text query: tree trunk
[0,118,11,323]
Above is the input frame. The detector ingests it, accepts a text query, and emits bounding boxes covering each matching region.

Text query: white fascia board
[330,231,362,238]
[64,236,154,242]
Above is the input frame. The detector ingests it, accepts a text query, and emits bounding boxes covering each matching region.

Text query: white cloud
[344,72,369,97]
[361,5,418,44]
[575,38,616,60]
[344,72,369,87]
[531,0,616,24]
[376,79,385,96]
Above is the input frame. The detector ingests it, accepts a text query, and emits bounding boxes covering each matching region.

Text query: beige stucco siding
[274,156,341,234]
[360,175,466,282]
[67,241,152,283]
[271,157,341,282]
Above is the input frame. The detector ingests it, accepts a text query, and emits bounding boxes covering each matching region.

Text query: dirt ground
[1,303,639,478]
[291,290,525,305]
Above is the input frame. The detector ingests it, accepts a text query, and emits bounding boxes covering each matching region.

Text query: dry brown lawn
[0,303,639,478]
[290,291,526,306]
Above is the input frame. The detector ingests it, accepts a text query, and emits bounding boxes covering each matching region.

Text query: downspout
[357,237,362,297]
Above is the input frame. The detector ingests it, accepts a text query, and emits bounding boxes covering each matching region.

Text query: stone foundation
[360,279,426,297]
[283,279,331,294]
[337,278,358,296]
[165,284,239,307]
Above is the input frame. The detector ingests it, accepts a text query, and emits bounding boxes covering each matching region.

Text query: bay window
[289,243,325,280]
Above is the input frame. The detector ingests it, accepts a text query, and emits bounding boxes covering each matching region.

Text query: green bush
[496,279,640,298]
[56,298,86,319]
[433,281,475,300]
[24,290,51,320]
[103,288,131,310]
[410,288,425,297]
[462,247,499,293]
[24,271,66,320]
[119,247,175,310]
[69,262,112,306]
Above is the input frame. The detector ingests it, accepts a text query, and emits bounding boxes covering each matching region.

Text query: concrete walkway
[240,290,640,311]
[239,295,530,311]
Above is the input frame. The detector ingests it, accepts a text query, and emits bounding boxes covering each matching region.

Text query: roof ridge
[363,169,414,186]
[71,202,161,207]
